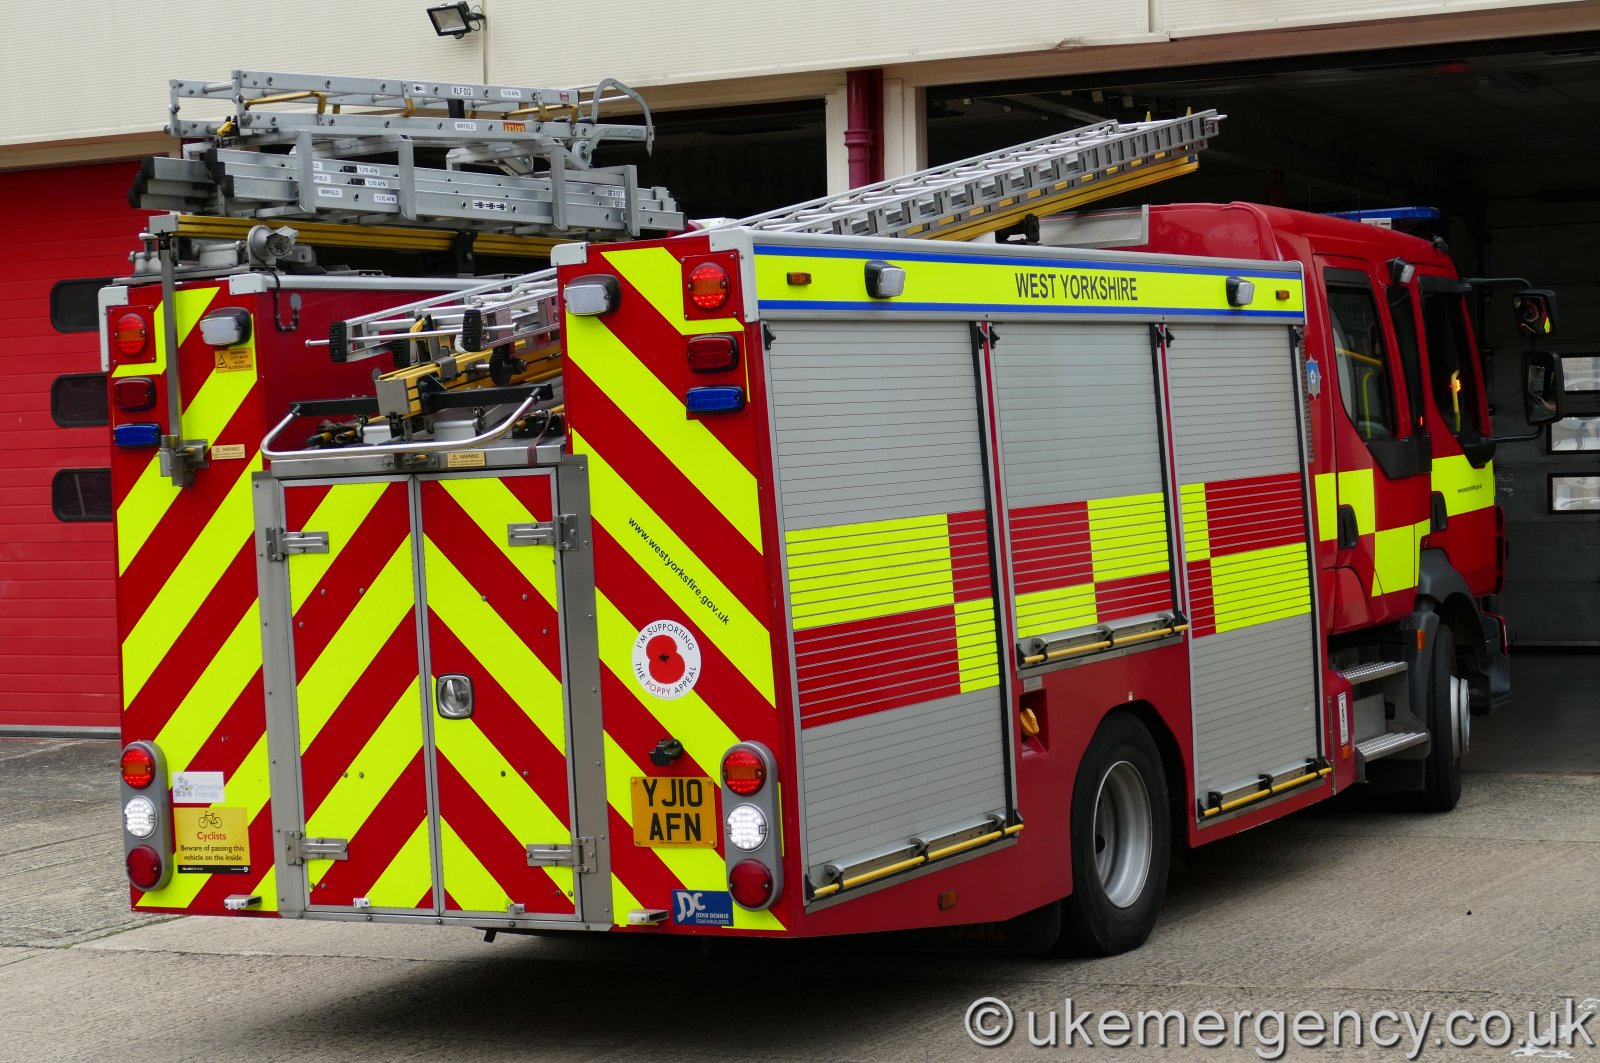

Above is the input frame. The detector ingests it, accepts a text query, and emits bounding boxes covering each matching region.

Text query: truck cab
[1131,203,1541,717]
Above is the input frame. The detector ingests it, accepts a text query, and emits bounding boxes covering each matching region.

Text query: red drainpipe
[844,69,884,188]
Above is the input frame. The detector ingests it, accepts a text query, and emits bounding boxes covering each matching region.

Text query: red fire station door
[278,470,579,919]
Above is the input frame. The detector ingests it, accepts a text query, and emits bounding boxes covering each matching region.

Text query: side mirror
[1523,350,1565,426]
[1512,289,1558,338]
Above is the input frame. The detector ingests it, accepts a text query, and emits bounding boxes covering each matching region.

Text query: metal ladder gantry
[318,109,1222,394]
[133,69,683,238]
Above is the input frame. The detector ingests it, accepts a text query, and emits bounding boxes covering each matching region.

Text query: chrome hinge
[526,837,595,873]
[265,527,330,562]
[283,831,348,865]
[507,514,578,551]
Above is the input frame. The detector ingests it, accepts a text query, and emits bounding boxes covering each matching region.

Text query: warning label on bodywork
[174,806,251,874]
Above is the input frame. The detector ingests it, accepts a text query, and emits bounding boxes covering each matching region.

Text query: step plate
[1339,659,1408,685]
[1355,731,1429,761]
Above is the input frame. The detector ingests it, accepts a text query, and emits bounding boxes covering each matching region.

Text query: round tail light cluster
[728,859,774,909]
[686,262,730,311]
[120,745,157,789]
[720,743,782,912]
[114,312,151,359]
[721,746,766,796]
[126,846,165,891]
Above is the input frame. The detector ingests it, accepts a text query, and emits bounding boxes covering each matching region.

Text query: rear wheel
[1419,624,1467,812]
[1059,714,1171,955]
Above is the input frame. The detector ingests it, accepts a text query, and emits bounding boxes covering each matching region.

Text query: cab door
[1321,262,1432,625]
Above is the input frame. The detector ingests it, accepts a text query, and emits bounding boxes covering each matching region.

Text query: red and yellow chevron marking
[422,474,576,916]
[113,287,279,914]
[1311,468,1432,597]
[1009,492,1173,642]
[786,509,999,728]
[284,479,432,910]
[1181,472,1312,636]
[562,239,786,929]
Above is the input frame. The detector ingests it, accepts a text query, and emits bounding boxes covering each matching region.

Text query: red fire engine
[110,72,1563,954]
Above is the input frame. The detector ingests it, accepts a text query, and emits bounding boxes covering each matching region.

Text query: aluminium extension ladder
[317,109,1223,401]
[133,69,683,238]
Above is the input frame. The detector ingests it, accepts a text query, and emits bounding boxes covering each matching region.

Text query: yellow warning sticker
[446,450,487,469]
[213,343,255,372]
[174,806,251,874]
[210,444,247,460]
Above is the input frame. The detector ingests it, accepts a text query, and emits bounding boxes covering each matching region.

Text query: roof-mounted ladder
[133,69,682,238]
[322,110,1222,375]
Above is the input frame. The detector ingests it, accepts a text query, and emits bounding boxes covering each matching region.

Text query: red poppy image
[647,633,686,684]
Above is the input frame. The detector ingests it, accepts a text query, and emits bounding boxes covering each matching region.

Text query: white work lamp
[427,2,486,37]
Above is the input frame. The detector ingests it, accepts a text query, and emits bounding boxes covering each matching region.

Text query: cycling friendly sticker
[631,619,702,700]
[174,807,251,874]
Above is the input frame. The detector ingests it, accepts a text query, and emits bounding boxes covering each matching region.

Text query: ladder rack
[135,70,683,238]
[321,110,1221,372]
[707,110,1219,241]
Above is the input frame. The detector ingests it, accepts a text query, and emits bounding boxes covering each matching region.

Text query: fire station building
[2,0,1598,731]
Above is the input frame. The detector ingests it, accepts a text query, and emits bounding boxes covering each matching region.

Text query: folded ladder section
[134,70,683,238]
[310,110,1223,422]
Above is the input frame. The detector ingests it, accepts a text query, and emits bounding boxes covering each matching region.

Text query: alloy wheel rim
[1093,760,1153,908]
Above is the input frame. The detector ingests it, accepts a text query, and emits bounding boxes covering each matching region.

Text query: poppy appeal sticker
[632,619,703,700]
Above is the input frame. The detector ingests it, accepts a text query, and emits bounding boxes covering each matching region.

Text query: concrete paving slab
[79,913,494,963]
[0,738,174,948]
[2,653,1596,1062]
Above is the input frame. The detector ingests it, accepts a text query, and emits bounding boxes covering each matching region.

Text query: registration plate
[630,775,716,848]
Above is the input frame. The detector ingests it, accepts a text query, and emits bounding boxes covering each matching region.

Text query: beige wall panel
[484,0,1147,88]
[0,1,488,146]
[1159,0,1577,36]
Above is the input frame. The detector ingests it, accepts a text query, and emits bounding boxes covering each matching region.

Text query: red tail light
[687,262,730,311]
[126,845,164,890]
[113,377,157,412]
[114,312,150,359]
[722,746,766,796]
[729,860,774,908]
[686,334,739,373]
[120,745,157,789]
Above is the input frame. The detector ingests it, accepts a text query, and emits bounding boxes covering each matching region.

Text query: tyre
[1058,713,1171,956]
[1419,623,1467,812]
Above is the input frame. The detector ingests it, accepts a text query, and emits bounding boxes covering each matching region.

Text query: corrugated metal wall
[0,163,153,729]
[3,0,1582,147]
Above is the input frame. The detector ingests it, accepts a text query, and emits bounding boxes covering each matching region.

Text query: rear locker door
[767,319,1012,883]
[418,471,579,918]
[1164,324,1323,806]
[281,479,436,913]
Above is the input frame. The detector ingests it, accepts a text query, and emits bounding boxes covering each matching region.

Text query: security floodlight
[427,2,485,37]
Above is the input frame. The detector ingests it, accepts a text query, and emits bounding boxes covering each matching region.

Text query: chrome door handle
[436,674,474,719]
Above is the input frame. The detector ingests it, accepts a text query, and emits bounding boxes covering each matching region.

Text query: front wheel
[1058,714,1171,955]
[1419,624,1467,812]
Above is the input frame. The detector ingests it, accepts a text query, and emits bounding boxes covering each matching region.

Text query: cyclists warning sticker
[174,807,251,874]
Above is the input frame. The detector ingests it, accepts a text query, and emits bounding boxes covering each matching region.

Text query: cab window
[1421,287,1485,440]
[1326,276,1398,442]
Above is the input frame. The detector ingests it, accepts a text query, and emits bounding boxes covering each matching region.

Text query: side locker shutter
[419,471,580,919]
[1163,324,1322,811]
[768,319,1010,887]
[990,322,1177,661]
[278,479,435,912]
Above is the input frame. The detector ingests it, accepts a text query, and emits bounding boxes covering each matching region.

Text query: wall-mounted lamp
[427,2,486,37]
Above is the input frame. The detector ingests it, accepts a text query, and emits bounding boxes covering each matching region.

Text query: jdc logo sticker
[632,620,702,700]
[671,889,732,926]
